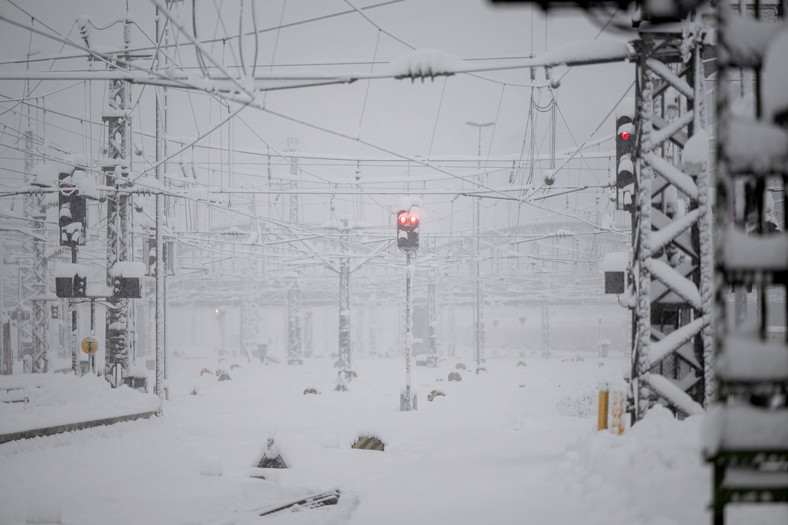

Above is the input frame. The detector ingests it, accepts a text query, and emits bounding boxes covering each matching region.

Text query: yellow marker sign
[81,336,99,355]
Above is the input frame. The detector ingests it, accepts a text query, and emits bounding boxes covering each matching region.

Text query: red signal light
[410,215,418,224]
[399,215,407,224]
[620,131,630,141]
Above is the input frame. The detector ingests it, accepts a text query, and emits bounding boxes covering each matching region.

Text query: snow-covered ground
[1,351,785,525]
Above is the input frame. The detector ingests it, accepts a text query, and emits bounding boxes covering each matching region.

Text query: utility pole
[104,19,133,387]
[402,250,414,409]
[466,121,493,373]
[541,303,550,358]
[427,271,437,366]
[24,104,48,373]
[397,207,420,411]
[154,5,165,407]
[286,276,303,365]
[335,219,352,390]
[287,138,303,365]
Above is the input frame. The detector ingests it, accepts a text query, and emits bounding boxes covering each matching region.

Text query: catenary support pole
[402,251,414,411]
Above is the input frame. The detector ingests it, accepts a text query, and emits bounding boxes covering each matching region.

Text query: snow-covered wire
[552,93,600,184]
[426,77,448,158]
[132,100,252,182]
[250,0,259,78]
[192,0,211,78]
[238,0,248,78]
[356,30,382,139]
[261,0,288,109]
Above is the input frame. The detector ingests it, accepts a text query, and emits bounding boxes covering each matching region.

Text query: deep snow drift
[1,351,785,524]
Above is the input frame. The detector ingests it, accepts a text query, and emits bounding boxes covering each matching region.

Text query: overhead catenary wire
[0,0,628,282]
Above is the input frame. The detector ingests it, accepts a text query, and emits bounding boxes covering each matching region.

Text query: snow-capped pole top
[537,40,634,68]
[762,26,788,125]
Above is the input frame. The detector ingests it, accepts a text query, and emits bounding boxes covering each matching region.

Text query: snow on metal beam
[725,117,788,176]
[716,333,788,382]
[642,373,704,416]
[645,58,694,100]
[652,209,696,258]
[649,208,700,256]
[649,318,705,366]
[644,153,698,199]
[651,115,688,147]
[719,10,786,69]
[646,111,695,151]
[676,343,703,372]
[646,258,702,310]
[722,225,788,272]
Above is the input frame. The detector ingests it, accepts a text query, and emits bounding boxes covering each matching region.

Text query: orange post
[597,390,609,431]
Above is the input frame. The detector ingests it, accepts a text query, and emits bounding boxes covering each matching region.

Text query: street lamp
[215,307,226,355]
[465,121,494,374]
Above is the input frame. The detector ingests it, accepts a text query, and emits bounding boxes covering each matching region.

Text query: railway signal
[616,114,635,190]
[396,209,420,253]
[58,171,87,247]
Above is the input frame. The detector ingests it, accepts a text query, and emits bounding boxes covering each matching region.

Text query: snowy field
[1,351,785,525]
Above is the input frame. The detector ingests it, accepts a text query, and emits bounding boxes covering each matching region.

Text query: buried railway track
[0,410,158,444]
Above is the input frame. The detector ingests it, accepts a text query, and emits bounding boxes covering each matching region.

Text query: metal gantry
[630,22,713,421]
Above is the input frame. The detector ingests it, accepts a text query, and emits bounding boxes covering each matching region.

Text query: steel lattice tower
[286,139,304,365]
[103,47,132,386]
[24,127,48,373]
[630,23,714,421]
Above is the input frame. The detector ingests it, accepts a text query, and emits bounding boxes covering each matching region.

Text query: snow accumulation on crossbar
[649,209,700,255]
[717,332,788,382]
[726,117,788,175]
[645,259,702,310]
[644,153,698,199]
[702,404,788,454]
[648,318,704,366]
[535,40,634,67]
[643,373,704,417]
[763,28,788,123]
[723,225,788,270]
[721,10,785,68]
